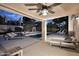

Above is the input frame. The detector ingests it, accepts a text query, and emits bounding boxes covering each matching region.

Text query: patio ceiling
[0,3,79,20]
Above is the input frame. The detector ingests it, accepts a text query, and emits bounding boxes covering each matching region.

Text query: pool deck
[0,35,79,56]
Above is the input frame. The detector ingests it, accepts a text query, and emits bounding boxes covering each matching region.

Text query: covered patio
[0,3,79,56]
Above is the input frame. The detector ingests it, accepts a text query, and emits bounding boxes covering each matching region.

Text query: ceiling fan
[24,3,62,16]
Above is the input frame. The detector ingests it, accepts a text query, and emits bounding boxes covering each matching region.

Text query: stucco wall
[73,18,79,41]
[68,16,74,32]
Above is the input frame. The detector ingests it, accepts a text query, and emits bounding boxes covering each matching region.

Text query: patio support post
[68,15,74,34]
[41,20,47,41]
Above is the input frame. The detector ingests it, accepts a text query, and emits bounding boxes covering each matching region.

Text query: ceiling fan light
[76,16,79,20]
[42,9,48,16]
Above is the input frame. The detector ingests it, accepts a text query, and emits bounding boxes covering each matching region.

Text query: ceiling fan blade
[28,8,38,10]
[48,10,55,14]
[24,4,38,6]
[36,9,41,13]
[48,3,62,8]
[39,12,42,15]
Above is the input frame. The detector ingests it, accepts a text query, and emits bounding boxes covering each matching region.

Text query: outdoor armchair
[4,32,25,40]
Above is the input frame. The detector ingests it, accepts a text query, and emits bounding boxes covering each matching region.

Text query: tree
[47,22,58,32]
[0,15,5,25]
[53,16,68,34]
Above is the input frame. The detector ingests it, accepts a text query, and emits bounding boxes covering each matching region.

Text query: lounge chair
[4,32,25,40]
[48,31,79,50]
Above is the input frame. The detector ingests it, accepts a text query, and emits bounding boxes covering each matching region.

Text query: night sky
[0,9,22,21]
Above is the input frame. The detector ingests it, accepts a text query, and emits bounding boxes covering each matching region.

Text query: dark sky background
[0,9,67,24]
[0,9,53,23]
[0,9,22,21]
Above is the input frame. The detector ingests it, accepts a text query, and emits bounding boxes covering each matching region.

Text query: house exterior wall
[0,25,15,31]
[0,25,23,31]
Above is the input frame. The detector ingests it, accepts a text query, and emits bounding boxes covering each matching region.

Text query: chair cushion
[7,32,17,38]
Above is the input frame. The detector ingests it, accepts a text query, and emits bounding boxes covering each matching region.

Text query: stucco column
[41,20,47,41]
[68,15,74,32]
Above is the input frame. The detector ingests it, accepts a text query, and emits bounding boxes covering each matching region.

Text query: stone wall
[0,25,17,31]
